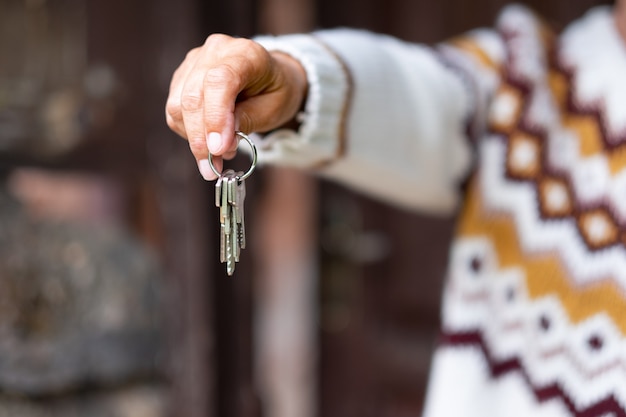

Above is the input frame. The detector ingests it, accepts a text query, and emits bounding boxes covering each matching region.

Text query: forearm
[255,30,475,214]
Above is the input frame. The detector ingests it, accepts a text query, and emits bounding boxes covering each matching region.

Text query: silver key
[227,175,240,265]
[233,176,246,250]
[220,172,248,275]
[215,175,224,208]
[223,178,235,265]
[209,131,257,276]
[216,174,226,262]
[217,170,235,266]
[220,169,235,224]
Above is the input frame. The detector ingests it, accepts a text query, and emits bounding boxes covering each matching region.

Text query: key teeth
[238,226,245,249]
[226,232,234,275]
[227,247,235,276]
[215,169,249,277]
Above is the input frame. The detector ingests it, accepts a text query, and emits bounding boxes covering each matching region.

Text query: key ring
[208,131,258,181]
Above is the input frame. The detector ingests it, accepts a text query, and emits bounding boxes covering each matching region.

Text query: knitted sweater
[255,5,626,416]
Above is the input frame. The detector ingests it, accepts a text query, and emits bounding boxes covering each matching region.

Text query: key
[234,176,247,250]
[227,175,240,265]
[217,170,235,265]
[215,175,224,208]
[216,174,226,262]
[209,131,257,277]
[220,169,235,224]
[224,180,235,275]
[223,170,242,276]
[220,172,248,275]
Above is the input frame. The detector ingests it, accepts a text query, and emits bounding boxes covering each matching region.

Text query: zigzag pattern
[455,187,626,333]
[480,138,626,288]
[428,6,626,417]
[446,238,626,390]
[549,49,626,152]
[486,76,626,252]
[440,330,626,417]
[461,13,626,248]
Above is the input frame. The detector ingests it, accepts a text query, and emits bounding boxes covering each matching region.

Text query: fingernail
[198,159,214,181]
[207,132,222,153]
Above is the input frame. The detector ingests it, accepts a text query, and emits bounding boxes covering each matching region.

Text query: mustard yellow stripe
[457,177,626,334]
[609,146,626,176]
[549,69,626,175]
[449,37,498,71]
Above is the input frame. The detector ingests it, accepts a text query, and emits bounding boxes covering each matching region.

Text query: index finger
[201,36,274,155]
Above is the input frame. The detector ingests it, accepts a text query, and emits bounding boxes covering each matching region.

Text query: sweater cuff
[253,34,351,168]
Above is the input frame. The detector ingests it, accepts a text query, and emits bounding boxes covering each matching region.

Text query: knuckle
[185,47,200,61]
[165,99,182,119]
[204,33,230,47]
[180,92,203,111]
[203,111,223,126]
[204,64,241,88]
[246,40,269,61]
[188,136,207,156]
[165,113,177,131]
[230,37,255,51]
[231,38,269,66]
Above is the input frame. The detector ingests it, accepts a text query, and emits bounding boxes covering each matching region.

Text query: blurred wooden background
[0,0,612,416]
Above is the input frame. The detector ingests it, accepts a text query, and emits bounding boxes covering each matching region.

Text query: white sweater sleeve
[254,29,503,214]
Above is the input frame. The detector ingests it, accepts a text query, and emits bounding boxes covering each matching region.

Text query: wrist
[270,51,309,126]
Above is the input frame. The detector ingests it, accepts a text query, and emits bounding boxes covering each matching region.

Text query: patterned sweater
[255,5,626,416]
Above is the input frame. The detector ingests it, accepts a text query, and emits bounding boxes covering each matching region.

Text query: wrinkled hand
[166,34,308,180]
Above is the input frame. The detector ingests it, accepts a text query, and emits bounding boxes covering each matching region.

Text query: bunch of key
[215,169,247,276]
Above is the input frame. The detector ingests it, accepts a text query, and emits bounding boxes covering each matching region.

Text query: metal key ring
[208,131,258,181]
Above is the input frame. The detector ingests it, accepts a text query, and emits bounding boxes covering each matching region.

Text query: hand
[165,34,308,180]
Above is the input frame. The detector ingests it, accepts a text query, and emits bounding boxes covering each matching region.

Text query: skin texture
[166,2,626,180]
[165,34,307,180]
